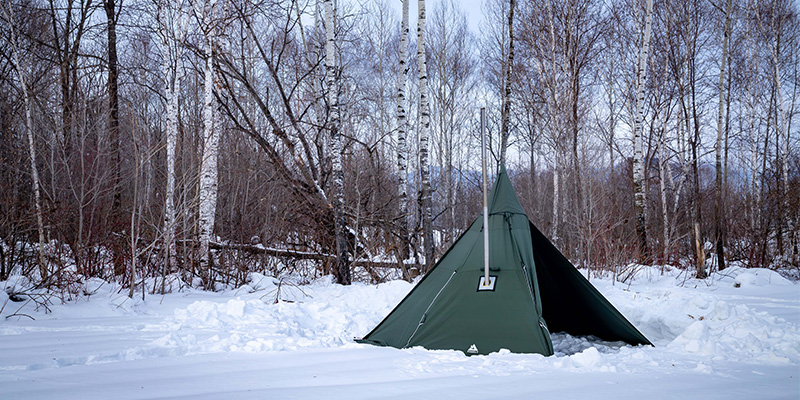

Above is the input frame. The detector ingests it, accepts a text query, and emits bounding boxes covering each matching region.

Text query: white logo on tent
[467,344,479,354]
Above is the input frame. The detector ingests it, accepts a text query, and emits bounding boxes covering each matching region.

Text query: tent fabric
[357,166,651,355]
[529,222,651,345]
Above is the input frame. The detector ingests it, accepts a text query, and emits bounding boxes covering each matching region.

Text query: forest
[0,0,797,296]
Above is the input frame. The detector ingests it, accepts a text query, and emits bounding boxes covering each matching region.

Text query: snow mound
[154,280,414,354]
[555,347,612,370]
[732,268,793,288]
[632,290,800,364]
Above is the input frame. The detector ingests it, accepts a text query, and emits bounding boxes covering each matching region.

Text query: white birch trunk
[198,0,219,283]
[324,0,350,284]
[164,71,180,271]
[314,1,323,134]
[417,0,434,271]
[158,2,188,276]
[714,0,733,271]
[544,0,562,245]
[396,0,410,263]
[4,4,47,281]
[499,0,515,166]
[632,0,654,261]
[23,64,47,282]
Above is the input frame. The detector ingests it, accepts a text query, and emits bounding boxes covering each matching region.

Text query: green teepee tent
[357,166,651,356]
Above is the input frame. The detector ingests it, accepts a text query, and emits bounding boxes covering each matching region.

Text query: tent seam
[404,270,457,348]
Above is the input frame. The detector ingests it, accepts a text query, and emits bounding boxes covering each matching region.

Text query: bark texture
[417,0,435,272]
[198,0,220,284]
[396,0,411,269]
[158,1,189,275]
[499,0,515,165]
[325,0,351,285]
[632,0,655,262]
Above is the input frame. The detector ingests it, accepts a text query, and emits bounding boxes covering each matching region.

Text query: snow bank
[729,268,794,288]
[603,269,800,366]
[664,294,798,363]
[126,267,799,375]
[151,278,414,354]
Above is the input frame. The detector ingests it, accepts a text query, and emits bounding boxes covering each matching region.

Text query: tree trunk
[691,80,705,278]
[714,0,732,271]
[5,4,47,281]
[164,69,179,276]
[396,0,411,272]
[158,1,187,280]
[324,0,351,285]
[417,0,435,272]
[105,0,126,277]
[499,0,515,166]
[198,1,219,286]
[632,0,654,263]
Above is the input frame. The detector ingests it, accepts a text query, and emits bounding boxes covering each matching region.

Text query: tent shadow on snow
[357,166,652,356]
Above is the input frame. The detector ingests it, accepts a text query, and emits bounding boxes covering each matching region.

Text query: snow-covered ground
[1,266,798,399]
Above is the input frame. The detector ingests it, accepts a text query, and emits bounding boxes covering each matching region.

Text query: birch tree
[157,0,190,277]
[324,0,351,284]
[196,0,220,284]
[417,0,435,271]
[499,0,515,165]
[2,2,47,281]
[396,0,411,268]
[632,0,654,262]
[546,1,563,246]
[714,0,733,271]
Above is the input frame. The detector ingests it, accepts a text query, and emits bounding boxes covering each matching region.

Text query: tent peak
[488,164,526,215]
